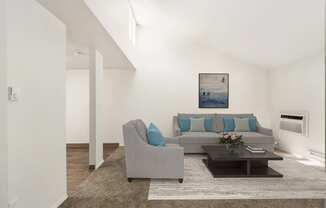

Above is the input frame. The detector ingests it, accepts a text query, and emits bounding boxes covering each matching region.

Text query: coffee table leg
[246,160,251,175]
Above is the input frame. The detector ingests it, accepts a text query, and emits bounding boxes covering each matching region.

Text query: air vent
[280,111,308,137]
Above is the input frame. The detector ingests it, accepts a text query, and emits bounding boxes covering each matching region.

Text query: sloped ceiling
[37,0,135,70]
[85,0,324,69]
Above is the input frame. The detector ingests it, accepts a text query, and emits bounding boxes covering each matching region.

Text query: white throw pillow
[190,118,205,132]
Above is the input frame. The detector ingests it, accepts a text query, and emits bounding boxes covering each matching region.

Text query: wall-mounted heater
[279,111,309,137]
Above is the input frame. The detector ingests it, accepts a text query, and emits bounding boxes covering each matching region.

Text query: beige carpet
[60,147,324,208]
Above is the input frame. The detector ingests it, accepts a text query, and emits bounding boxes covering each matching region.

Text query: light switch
[8,86,20,102]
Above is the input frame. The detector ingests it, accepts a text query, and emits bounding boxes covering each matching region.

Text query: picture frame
[199,73,229,108]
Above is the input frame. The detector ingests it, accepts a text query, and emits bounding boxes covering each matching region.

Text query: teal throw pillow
[248,117,257,132]
[223,117,235,132]
[178,118,190,132]
[147,123,166,147]
[204,118,214,132]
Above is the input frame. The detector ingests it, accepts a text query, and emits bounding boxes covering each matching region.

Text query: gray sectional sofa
[173,113,274,153]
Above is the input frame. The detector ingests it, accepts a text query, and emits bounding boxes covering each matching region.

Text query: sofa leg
[127,178,133,182]
[178,178,183,183]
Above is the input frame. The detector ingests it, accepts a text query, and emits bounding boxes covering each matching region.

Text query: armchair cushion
[147,123,166,147]
[165,137,180,144]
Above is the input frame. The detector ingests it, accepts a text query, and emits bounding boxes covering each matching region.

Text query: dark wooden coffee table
[202,145,283,178]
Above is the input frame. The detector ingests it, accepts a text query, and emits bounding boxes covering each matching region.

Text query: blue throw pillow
[147,123,166,147]
[204,118,214,132]
[248,117,257,132]
[178,118,190,132]
[223,117,235,132]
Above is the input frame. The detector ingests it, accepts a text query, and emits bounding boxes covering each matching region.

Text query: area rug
[148,154,326,200]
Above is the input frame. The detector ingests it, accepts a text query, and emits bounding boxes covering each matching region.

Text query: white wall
[66,50,271,145]
[0,0,8,206]
[269,53,325,158]
[6,0,67,207]
[66,70,89,143]
[105,56,271,144]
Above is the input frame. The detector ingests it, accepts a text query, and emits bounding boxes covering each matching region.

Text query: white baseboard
[51,193,68,208]
[309,149,325,162]
[96,159,104,169]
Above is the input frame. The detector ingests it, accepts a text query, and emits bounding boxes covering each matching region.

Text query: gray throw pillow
[190,118,205,132]
[234,118,250,132]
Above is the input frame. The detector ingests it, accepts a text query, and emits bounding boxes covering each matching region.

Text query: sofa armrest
[257,121,273,136]
[173,116,181,136]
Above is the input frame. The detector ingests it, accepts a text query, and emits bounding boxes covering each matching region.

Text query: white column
[89,48,104,169]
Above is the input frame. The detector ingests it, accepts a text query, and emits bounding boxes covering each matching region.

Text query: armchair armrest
[144,143,184,159]
[142,143,184,178]
[165,137,180,144]
[257,121,273,136]
[173,116,181,136]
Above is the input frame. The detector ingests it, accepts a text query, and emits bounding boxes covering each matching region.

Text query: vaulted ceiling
[85,0,324,69]
[37,0,135,70]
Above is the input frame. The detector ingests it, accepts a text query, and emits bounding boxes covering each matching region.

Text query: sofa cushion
[179,132,221,144]
[234,118,250,132]
[218,113,254,118]
[236,132,274,144]
[215,116,224,132]
[178,113,215,118]
[190,118,205,132]
[147,123,166,147]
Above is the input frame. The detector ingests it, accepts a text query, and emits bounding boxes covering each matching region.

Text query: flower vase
[226,144,238,153]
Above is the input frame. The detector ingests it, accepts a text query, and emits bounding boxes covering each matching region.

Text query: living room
[66,0,324,163]
[1,0,325,208]
[66,0,325,206]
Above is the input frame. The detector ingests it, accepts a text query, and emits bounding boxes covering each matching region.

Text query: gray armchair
[122,120,184,183]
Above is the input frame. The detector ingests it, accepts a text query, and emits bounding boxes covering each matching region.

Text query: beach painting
[199,73,229,108]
